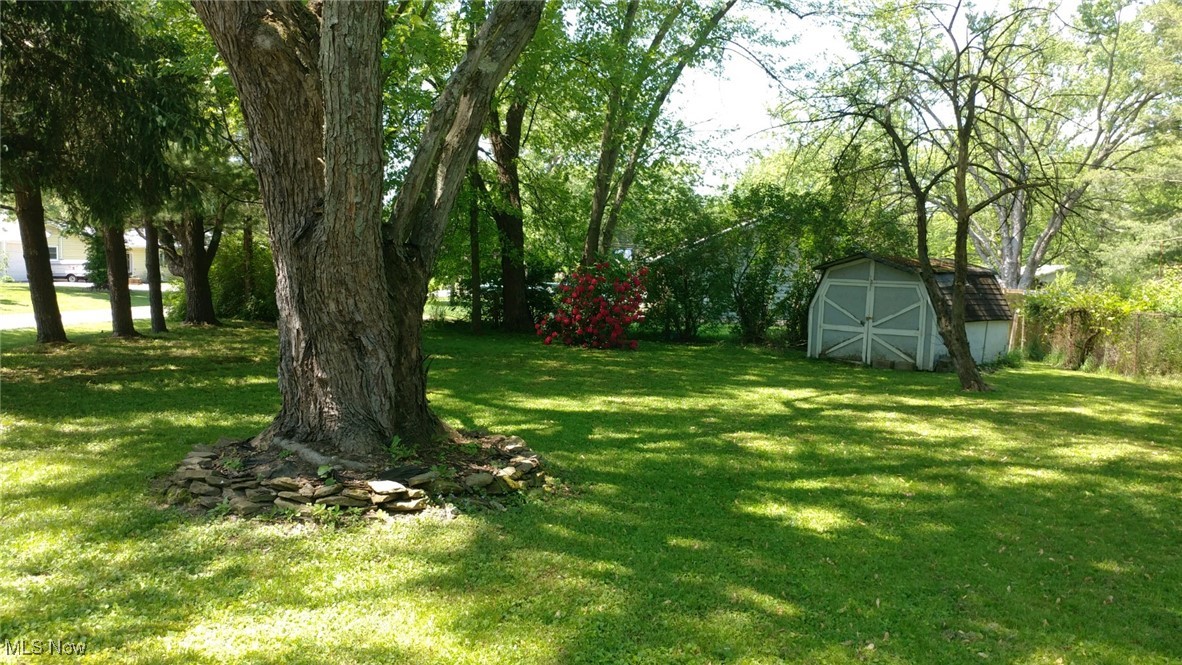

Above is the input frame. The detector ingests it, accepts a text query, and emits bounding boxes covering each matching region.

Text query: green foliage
[1025,270,1182,374]
[388,436,412,465]
[83,233,107,290]
[450,257,558,328]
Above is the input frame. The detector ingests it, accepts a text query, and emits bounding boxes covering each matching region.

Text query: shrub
[537,262,647,349]
[1025,270,1182,375]
[642,247,729,342]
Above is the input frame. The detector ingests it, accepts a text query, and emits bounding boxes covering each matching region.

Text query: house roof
[815,252,1012,322]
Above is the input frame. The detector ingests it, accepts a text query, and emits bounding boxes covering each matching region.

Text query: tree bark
[103,225,139,338]
[144,219,168,333]
[194,0,542,459]
[468,177,482,334]
[13,183,69,344]
[487,102,532,332]
[242,220,254,302]
[582,0,638,265]
[182,211,221,325]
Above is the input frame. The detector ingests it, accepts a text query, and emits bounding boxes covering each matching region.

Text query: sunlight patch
[740,501,852,533]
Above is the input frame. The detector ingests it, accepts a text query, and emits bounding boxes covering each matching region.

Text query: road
[0,306,152,331]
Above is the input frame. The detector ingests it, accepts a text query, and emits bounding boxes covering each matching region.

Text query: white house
[807,253,1013,371]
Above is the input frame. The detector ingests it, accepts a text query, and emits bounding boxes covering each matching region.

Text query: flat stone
[182,454,215,466]
[463,472,495,489]
[277,491,312,504]
[245,488,276,503]
[298,484,315,498]
[432,479,463,494]
[265,477,302,492]
[386,498,427,512]
[379,464,431,482]
[407,470,438,487]
[370,493,394,505]
[502,476,524,491]
[195,495,223,509]
[497,465,519,479]
[367,480,408,495]
[340,488,371,502]
[317,495,369,508]
[231,479,260,490]
[177,468,211,482]
[230,497,268,517]
[312,483,343,499]
[206,474,233,488]
[189,481,221,496]
[267,462,301,479]
[406,488,427,500]
[274,497,311,513]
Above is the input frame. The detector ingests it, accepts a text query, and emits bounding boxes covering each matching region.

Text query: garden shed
[807,253,1012,371]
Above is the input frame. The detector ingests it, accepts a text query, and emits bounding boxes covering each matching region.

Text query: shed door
[817,282,868,361]
[867,283,924,365]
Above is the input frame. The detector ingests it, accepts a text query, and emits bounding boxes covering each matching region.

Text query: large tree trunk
[181,212,221,325]
[487,102,532,332]
[194,0,542,460]
[161,211,222,325]
[13,183,69,344]
[103,225,139,338]
[144,219,168,333]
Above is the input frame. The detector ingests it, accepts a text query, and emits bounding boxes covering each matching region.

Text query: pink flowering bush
[536,262,648,349]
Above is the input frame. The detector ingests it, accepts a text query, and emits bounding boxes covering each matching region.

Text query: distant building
[0,216,147,283]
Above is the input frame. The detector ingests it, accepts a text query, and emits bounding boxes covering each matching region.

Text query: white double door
[818,279,926,366]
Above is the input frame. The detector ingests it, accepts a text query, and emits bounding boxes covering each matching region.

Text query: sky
[667,6,850,192]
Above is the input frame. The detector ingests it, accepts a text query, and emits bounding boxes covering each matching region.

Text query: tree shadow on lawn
[1,327,1180,663]
[419,334,1182,663]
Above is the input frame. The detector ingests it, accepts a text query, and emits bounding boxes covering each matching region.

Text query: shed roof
[814,252,1012,322]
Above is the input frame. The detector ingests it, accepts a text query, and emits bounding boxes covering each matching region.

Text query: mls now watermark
[4,639,88,656]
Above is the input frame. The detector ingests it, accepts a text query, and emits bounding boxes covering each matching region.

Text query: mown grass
[1,323,1180,664]
[0,283,150,314]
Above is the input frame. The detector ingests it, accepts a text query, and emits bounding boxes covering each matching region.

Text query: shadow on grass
[1,325,1179,663]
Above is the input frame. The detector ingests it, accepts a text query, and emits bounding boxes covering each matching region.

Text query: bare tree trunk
[242,220,254,303]
[194,0,542,459]
[468,180,482,334]
[103,225,139,338]
[13,183,69,344]
[144,219,168,333]
[582,0,638,265]
[487,102,532,332]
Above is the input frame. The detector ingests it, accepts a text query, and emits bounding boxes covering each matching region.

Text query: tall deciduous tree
[964,0,1177,288]
[810,2,1056,391]
[193,0,542,461]
[579,0,739,264]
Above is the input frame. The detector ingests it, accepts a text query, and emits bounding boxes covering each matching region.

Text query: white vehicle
[51,260,88,282]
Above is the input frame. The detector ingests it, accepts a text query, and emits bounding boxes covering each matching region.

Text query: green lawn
[2,324,1180,664]
[0,282,151,314]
